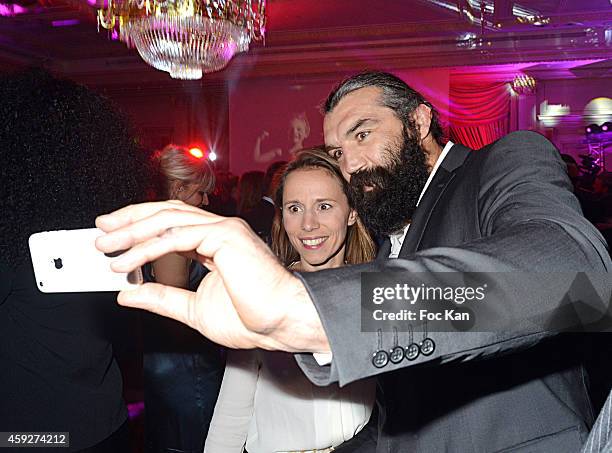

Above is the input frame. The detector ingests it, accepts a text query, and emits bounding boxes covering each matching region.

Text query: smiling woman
[281,167,356,270]
[204,148,377,453]
[272,147,376,270]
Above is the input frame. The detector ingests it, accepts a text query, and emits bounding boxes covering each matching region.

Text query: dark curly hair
[0,68,152,267]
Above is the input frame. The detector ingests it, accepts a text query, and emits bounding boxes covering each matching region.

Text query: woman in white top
[205,148,377,453]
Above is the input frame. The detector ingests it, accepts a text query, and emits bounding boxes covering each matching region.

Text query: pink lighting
[222,43,238,61]
[0,3,27,16]
[586,124,603,135]
[127,401,144,419]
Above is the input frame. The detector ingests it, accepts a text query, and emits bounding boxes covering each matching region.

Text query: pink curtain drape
[449,82,511,150]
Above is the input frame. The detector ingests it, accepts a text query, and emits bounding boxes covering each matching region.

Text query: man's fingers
[118,282,196,328]
[107,218,266,274]
[96,206,223,255]
[96,200,194,232]
[109,224,216,272]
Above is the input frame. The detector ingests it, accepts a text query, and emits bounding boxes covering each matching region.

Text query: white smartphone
[28,228,143,293]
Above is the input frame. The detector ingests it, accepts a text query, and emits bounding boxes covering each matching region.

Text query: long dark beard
[348,129,430,236]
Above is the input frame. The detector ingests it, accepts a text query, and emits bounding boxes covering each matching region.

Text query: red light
[189,147,204,159]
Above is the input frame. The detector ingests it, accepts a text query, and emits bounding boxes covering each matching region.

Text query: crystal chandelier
[98,0,266,80]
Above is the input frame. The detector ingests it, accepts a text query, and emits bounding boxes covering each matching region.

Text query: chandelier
[98,0,266,80]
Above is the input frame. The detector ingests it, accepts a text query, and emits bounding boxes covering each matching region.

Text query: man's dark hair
[0,68,152,267]
[324,71,445,145]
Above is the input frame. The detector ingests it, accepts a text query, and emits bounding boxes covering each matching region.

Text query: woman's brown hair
[271,147,376,267]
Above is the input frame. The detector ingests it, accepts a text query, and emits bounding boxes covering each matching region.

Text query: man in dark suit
[292,72,611,452]
[96,72,611,453]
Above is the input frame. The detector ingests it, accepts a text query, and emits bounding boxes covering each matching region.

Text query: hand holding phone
[29,228,143,293]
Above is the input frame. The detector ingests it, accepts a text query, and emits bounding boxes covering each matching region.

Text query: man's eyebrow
[284,198,336,205]
[345,118,378,138]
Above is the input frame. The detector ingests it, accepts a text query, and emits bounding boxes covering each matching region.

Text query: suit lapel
[399,143,471,257]
[377,238,391,261]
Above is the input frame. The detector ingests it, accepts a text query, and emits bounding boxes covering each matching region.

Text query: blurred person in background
[0,68,150,452]
[237,170,275,243]
[143,144,225,453]
[561,153,582,190]
[207,170,238,217]
[263,160,288,207]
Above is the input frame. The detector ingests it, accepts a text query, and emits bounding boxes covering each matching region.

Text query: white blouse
[204,349,375,453]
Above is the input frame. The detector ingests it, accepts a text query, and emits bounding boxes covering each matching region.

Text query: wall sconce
[512,74,537,95]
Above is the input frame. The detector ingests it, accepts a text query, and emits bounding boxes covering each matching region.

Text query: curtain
[449,82,511,150]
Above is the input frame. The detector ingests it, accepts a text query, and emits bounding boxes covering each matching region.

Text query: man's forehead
[324,86,387,140]
[328,86,383,117]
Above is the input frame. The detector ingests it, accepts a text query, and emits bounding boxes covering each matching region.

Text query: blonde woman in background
[144,144,225,453]
[204,148,376,453]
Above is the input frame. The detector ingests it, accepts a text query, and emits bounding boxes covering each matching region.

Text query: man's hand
[95,201,330,353]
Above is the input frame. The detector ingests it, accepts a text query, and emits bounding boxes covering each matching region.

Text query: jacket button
[405,343,420,361]
[420,338,435,356]
[372,350,389,368]
[389,346,405,364]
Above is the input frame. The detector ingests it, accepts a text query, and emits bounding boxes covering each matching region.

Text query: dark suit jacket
[295,131,612,452]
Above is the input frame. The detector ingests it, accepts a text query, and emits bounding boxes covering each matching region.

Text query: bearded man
[96,72,611,453]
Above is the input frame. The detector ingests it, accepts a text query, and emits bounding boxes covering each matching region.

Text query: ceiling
[0,0,611,88]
